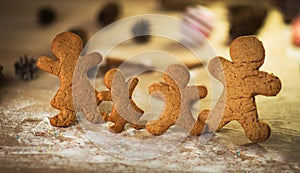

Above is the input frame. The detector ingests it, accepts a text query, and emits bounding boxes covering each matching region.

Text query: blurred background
[0,0,299,74]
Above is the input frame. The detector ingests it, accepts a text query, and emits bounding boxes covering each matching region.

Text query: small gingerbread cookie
[37,32,102,127]
[98,68,145,133]
[146,64,207,135]
[199,35,281,143]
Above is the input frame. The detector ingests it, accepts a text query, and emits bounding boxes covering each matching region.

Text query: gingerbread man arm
[37,56,60,76]
[97,91,112,101]
[197,85,208,98]
[127,77,145,121]
[127,77,139,96]
[208,56,232,83]
[250,71,282,96]
[80,52,103,71]
[185,86,208,100]
[127,77,145,114]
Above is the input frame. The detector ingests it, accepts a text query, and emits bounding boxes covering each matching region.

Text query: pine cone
[14,55,38,81]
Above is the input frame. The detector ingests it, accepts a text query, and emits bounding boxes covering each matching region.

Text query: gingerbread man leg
[176,107,205,135]
[198,93,230,131]
[198,108,231,132]
[50,109,76,127]
[108,108,127,133]
[198,109,210,122]
[146,108,179,135]
[81,91,103,123]
[50,89,76,126]
[190,119,206,135]
[84,109,101,123]
[108,107,145,133]
[50,89,68,109]
[131,121,146,130]
[238,110,271,143]
[146,84,181,135]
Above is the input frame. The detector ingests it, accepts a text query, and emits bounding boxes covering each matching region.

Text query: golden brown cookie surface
[199,35,282,143]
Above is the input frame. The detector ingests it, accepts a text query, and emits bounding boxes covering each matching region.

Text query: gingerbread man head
[164,64,190,89]
[230,35,265,69]
[103,68,118,90]
[51,32,83,62]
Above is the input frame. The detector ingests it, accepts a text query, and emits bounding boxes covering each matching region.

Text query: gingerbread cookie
[146,64,207,135]
[98,68,145,133]
[73,52,103,123]
[37,32,102,127]
[199,35,281,143]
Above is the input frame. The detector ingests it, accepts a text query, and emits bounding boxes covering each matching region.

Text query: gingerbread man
[98,68,145,133]
[146,64,207,135]
[199,35,282,143]
[37,32,102,127]
[73,52,104,124]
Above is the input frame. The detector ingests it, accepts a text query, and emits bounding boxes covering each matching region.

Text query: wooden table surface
[0,0,299,172]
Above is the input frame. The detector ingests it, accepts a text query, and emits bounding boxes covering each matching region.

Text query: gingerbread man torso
[51,60,77,110]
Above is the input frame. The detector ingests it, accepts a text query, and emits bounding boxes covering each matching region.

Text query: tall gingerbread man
[98,68,145,133]
[146,64,207,135]
[199,36,282,143]
[37,32,102,127]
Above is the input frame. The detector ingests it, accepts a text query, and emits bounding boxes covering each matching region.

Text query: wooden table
[0,0,299,172]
